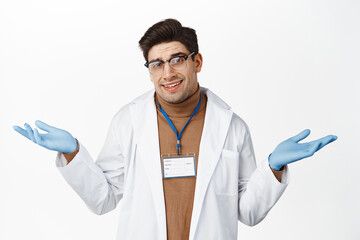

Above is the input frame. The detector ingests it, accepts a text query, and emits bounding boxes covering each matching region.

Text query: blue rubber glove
[268,129,337,171]
[13,120,78,154]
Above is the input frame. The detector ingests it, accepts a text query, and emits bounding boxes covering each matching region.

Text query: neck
[156,86,201,117]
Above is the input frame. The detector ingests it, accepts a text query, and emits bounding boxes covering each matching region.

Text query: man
[13,19,337,240]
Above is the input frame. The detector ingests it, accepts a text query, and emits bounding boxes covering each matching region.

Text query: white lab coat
[56,87,289,240]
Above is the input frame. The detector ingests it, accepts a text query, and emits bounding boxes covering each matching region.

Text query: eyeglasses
[144,52,196,75]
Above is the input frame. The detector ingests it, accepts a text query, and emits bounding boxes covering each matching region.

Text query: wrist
[270,165,284,171]
[269,164,284,182]
[63,139,79,164]
[62,137,78,154]
[268,153,283,171]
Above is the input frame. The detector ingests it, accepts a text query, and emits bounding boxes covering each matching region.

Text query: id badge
[161,153,196,179]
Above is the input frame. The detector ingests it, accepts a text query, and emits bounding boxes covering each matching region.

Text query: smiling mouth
[163,80,183,88]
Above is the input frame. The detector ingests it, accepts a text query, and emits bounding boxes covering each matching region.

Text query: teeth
[165,81,181,88]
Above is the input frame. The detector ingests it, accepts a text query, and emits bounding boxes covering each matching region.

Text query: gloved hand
[268,129,337,171]
[13,120,78,154]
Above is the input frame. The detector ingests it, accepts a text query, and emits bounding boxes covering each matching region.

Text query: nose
[162,62,176,80]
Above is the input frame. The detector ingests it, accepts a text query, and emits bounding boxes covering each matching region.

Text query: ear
[194,53,203,73]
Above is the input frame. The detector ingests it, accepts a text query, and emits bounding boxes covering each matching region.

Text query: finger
[33,128,43,145]
[306,135,338,152]
[24,123,36,142]
[35,120,57,133]
[290,129,311,143]
[308,141,322,157]
[13,125,31,140]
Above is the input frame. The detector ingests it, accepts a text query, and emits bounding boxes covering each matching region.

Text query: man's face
[147,41,203,104]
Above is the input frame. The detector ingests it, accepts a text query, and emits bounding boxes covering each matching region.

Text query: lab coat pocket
[212,149,239,196]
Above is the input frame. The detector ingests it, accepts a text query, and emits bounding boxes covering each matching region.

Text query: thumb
[290,129,311,143]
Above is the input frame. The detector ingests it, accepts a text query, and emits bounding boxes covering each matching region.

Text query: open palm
[269,129,337,170]
[13,120,77,154]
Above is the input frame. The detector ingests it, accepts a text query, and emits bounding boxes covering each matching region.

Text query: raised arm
[13,119,124,215]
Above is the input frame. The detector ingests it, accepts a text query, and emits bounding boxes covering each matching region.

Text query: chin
[159,91,187,104]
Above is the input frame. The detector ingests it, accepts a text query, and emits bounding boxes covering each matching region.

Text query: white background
[1,0,359,239]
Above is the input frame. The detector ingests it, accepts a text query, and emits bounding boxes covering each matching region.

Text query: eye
[149,61,162,69]
[170,56,185,65]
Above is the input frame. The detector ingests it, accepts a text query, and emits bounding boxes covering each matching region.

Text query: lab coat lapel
[134,91,167,240]
[189,88,233,240]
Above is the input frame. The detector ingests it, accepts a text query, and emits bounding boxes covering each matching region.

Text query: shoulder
[111,89,155,126]
[202,87,245,122]
[202,87,249,135]
[113,89,155,116]
[201,87,231,110]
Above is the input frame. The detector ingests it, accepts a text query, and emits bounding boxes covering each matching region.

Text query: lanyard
[158,94,202,155]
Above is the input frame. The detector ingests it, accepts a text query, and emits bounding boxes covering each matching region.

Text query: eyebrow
[148,52,188,63]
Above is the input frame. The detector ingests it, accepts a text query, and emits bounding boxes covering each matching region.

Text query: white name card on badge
[162,155,196,179]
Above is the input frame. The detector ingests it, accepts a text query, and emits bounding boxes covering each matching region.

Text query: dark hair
[138,18,199,62]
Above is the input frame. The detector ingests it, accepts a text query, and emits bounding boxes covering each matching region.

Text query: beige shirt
[155,86,207,240]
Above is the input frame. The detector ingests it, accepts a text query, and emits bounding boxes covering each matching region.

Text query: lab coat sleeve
[237,124,289,226]
[55,108,131,215]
